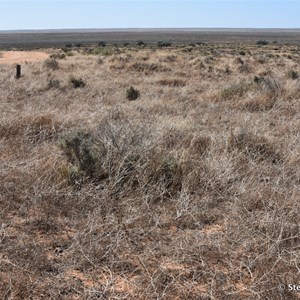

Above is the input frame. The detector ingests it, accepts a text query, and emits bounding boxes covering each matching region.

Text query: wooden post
[16,64,21,79]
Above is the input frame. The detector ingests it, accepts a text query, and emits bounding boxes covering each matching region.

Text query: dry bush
[50,51,66,59]
[189,135,211,156]
[254,75,282,95]
[44,57,59,70]
[59,115,189,200]
[256,54,268,64]
[238,62,252,73]
[227,131,281,163]
[161,127,192,150]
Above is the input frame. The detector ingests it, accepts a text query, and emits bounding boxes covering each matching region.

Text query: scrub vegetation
[1,42,300,299]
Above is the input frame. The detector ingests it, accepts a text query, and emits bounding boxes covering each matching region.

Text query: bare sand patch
[0,50,49,64]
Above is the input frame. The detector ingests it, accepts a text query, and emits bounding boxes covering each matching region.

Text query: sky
[0,1,300,30]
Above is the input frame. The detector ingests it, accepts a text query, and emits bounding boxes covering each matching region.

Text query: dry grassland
[1,43,300,299]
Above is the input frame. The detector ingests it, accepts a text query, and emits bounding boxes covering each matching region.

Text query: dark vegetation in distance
[1,29,300,49]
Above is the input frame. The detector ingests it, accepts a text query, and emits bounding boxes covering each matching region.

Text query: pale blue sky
[0,1,299,30]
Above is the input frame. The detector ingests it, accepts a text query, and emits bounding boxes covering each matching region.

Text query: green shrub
[62,45,74,53]
[126,86,140,101]
[157,41,172,48]
[60,131,97,179]
[98,41,106,47]
[256,40,269,46]
[60,116,150,186]
[69,77,85,88]
[254,76,265,84]
[137,40,146,46]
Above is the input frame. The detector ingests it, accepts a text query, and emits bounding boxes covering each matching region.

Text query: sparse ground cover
[1,42,300,299]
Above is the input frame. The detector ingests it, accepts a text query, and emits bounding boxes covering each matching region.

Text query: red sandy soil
[0,50,49,64]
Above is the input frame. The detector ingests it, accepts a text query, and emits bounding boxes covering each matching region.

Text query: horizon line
[1,27,300,32]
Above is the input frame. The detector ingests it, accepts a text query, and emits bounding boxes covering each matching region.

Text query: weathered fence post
[16,64,21,79]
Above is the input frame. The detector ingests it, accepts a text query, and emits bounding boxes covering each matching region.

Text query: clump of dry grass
[219,80,252,100]
[129,62,170,73]
[227,131,281,163]
[1,43,300,299]
[0,114,62,142]
[157,78,186,87]
[287,69,299,80]
[44,57,59,70]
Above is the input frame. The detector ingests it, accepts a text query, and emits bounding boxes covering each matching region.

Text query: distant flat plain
[0,28,300,48]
